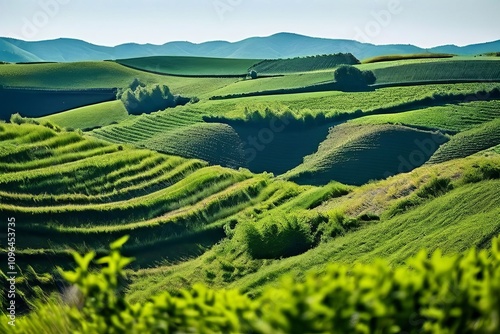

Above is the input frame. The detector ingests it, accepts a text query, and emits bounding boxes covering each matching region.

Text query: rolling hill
[283,123,448,186]
[1,49,500,333]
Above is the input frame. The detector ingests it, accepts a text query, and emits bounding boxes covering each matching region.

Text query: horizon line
[2,32,500,50]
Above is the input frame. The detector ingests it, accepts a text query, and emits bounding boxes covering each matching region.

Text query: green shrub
[241,214,313,259]
[8,235,500,333]
[416,177,453,199]
[118,79,189,115]
[388,177,453,217]
[334,65,377,89]
[463,162,500,183]
[9,113,40,126]
[248,70,258,79]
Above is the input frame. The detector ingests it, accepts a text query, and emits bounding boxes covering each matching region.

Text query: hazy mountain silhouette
[1,33,499,62]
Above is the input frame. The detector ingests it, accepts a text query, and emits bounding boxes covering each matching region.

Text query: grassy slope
[283,124,448,185]
[196,83,500,118]
[115,56,260,76]
[143,122,246,168]
[0,61,239,98]
[192,58,500,99]
[233,178,500,295]
[3,57,500,308]
[90,108,251,168]
[0,123,315,272]
[369,60,500,84]
[428,118,500,163]
[127,153,500,302]
[0,62,168,88]
[38,100,129,130]
[89,83,499,177]
[209,71,333,97]
[350,100,500,132]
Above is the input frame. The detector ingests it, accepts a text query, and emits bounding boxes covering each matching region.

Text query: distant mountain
[1,33,499,62]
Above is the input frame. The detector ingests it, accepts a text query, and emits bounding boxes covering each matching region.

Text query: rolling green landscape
[1,32,500,333]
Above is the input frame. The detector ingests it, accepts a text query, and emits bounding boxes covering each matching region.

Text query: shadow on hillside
[231,123,332,175]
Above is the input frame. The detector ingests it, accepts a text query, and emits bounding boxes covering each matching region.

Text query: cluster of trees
[118,79,190,115]
[334,65,377,89]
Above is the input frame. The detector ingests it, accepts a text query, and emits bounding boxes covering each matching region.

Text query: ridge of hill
[2,33,500,62]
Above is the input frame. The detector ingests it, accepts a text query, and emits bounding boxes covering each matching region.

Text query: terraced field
[88,108,252,166]
[370,60,500,84]
[2,53,500,333]
[283,123,448,185]
[127,153,500,301]
[428,118,500,163]
[0,123,315,273]
[197,83,500,118]
[87,83,500,177]
[143,122,246,168]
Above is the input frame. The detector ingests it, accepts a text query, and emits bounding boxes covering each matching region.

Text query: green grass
[89,108,255,166]
[126,154,500,301]
[350,100,500,132]
[0,61,174,89]
[156,75,241,99]
[3,56,500,319]
[233,177,500,295]
[143,122,246,168]
[91,107,203,142]
[428,118,500,163]
[283,123,448,185]
[90,83,499,178]
[195,83,500,118]
[208,71,333,97]
[115,56,260,76]
[370,60,500,84]
[0,122,310,273]
[38,100,129,130]
[0,61,241,101]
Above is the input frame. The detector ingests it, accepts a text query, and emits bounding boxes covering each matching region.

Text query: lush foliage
[118,80,189,115]
[334,65,376,89]
[239,213,314,259]
[6,236,500,333]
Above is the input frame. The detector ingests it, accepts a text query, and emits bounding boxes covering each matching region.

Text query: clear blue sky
[1,0,499,47]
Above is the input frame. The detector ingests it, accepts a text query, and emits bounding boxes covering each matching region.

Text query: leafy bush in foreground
[5,236,500,333]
